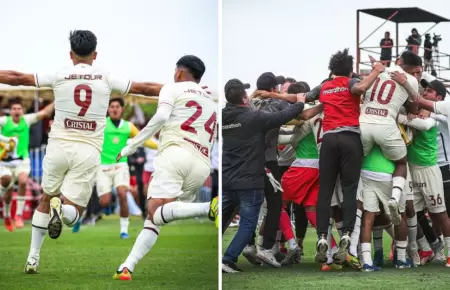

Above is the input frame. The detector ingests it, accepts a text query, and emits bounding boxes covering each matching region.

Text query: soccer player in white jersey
[112,55,218,281]
[0,30,164,274]
[359,51,421,225]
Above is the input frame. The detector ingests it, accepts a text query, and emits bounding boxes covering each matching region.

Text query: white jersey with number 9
[360,65,419,125]
[157,81,217,165]
[35,64,131,151]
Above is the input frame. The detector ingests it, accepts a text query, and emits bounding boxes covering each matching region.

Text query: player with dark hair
[0,29,166,274]
[0,100,54,232]
[113,55,218,280]
[73,98,158,239]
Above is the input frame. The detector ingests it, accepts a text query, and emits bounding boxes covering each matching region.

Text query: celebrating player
[113,55,218,281]
[359,51,421,225]
[0,29,165,274]
[0,100,54,231]
[95,98,158,239]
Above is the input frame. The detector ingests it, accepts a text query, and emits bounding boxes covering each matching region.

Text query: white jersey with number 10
[35,64,131,151]
[157,81,217,165]
[360,66,419,125]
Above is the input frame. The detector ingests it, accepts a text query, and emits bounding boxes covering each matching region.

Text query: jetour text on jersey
[64,74,103,80]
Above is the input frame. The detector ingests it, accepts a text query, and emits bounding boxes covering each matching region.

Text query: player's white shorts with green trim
[410,164,446,214]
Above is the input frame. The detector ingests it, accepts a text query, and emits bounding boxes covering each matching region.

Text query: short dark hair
[109,98,125,107]
[298,81,310,92]
[287,82,307,94]
[176,55,206,82]
[284,77,297,83]
[329,48,354,77]
[401,51,422,67]
[9,98,22,108]
[69,30,97,57]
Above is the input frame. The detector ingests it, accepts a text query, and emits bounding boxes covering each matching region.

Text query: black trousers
[316,131,363,236]
[440,165,450,217]
[211,170,218,200]
[263,160,283,249]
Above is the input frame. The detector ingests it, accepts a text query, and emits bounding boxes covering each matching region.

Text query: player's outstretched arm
[0,71,36,86]
[128,82,164,96]
[350,65,384,96]
[397,114,436,131]
[298,103,323,120]
[390,71,420,102]
[36,103,55,120]
[129,122,158,149]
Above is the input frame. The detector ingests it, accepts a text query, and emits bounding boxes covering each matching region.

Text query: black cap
[256,72,285,90]
[224,78,250,104]
[421,79,447,99]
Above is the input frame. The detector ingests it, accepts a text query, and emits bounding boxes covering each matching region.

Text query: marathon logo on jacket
[322,87,349,95]
[64,119,97,131]
[223,123,242,130]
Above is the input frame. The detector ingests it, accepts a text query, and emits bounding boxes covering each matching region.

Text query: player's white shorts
[41,138,100,207]
[0,158,31,189]
[361,175,406,214]
[147,145,210,202]
[332,177,363,207]
[410,164,446,214]
[405,164,414,201]
[96,163,130,197]
[360,123,407,161]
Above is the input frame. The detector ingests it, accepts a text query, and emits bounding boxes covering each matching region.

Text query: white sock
[153,202,209,226]
[326,221,334,263]
[335,221,343,237]
[121,219,160,272]
[372,228,383,251]
[417,236,431,251]
[396,240,408,262]
[62,204,79,227]
[383,223,395,239]
[361,243,373,266]
[3,202,11,218]
[444,237,450,258]
[16,195,26,216]
[257,235,264,247]
[349,209,362,256]
[287,238,296,249]
[120,217,129,234]
[392,176,405,202]
[28,211,50,261]
[407,215,418,249]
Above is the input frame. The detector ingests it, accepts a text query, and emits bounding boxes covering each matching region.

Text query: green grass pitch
[223,227,450,289]
[0,216,218,290]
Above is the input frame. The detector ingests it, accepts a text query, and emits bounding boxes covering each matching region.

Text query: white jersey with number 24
[35,64,131,151]
[157,81,217,165]
[360,66,418,125]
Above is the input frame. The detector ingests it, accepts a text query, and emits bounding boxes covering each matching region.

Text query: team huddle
[242,49,450,272]
[0,30,218,280]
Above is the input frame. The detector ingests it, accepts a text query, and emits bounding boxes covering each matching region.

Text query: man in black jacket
[221,78,306,273]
